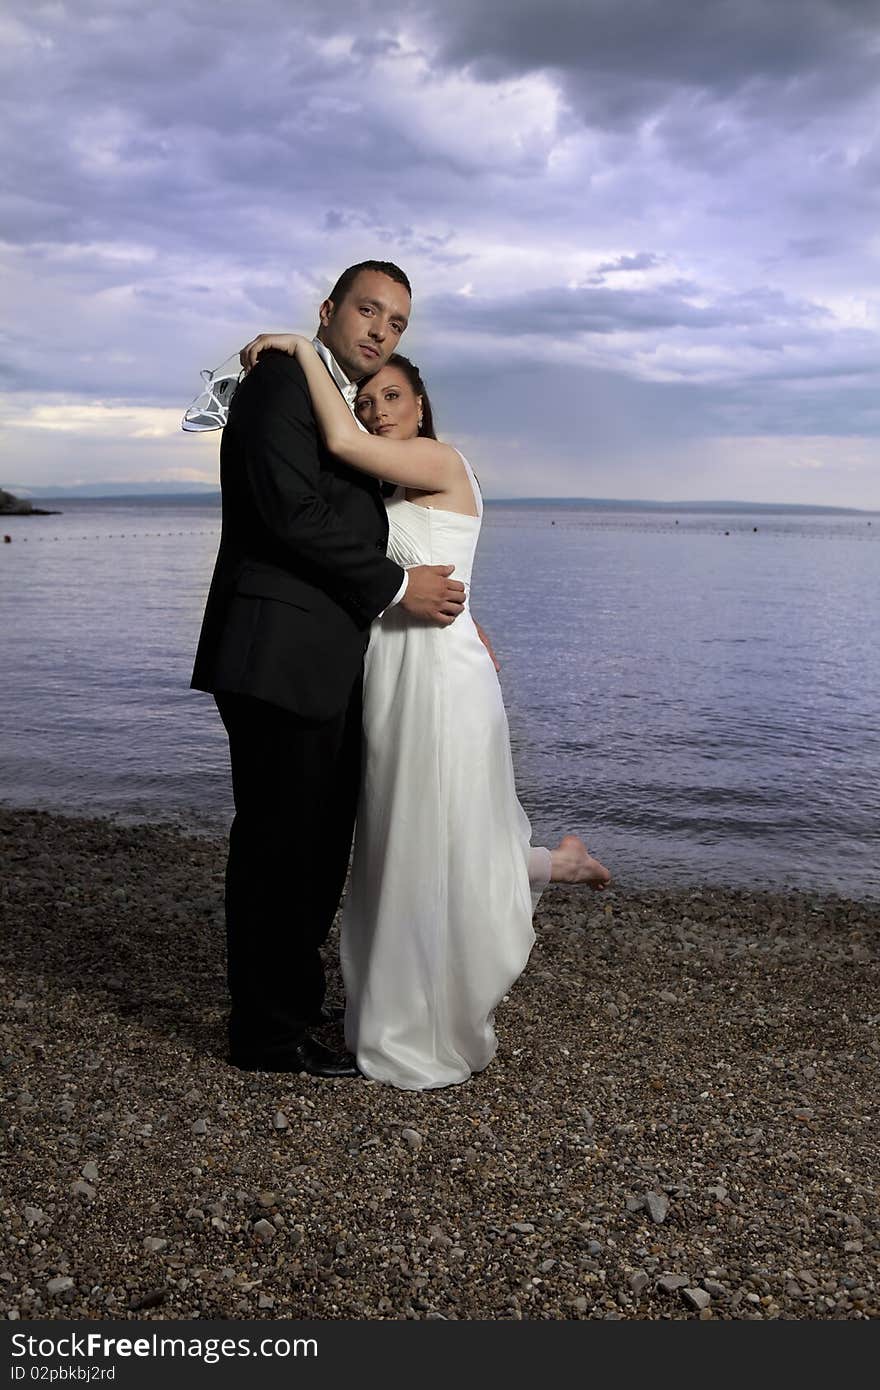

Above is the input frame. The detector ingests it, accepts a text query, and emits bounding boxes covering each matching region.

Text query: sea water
[2,495,878,896]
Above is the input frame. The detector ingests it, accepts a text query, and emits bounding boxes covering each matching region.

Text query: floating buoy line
[1,521,876,545]
[2,529,222,543]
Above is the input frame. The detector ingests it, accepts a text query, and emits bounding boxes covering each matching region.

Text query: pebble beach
[1,806,878,1321]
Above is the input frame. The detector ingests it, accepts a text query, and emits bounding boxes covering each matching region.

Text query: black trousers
[215,682,362,1063]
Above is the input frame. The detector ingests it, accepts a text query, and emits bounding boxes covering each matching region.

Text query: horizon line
[4,483,877,514]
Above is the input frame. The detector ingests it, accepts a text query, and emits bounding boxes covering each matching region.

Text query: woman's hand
[474,620,501,672]
[239,333,311,373]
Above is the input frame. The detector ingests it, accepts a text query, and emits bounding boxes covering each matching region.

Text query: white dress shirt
[312,336,408,609]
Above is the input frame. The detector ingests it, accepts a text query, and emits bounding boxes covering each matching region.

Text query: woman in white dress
[241,335,610,1089]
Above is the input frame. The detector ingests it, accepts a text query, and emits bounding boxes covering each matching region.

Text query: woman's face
[355,366,422,440]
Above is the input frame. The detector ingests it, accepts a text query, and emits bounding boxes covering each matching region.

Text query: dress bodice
[384,452,482,600]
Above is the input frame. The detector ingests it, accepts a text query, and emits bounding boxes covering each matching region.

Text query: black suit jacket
[191,351,405,719]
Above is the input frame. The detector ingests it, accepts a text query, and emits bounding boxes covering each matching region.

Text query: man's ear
[318,297,334,328]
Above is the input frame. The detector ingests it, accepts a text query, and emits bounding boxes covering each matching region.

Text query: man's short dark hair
[327,260,411,306]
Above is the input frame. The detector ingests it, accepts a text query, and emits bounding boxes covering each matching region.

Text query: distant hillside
[6,481,220,499]
[484,497,875,515]
[0,487,61,516]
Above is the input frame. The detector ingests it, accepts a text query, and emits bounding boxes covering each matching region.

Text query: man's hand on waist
[400,565,465,626]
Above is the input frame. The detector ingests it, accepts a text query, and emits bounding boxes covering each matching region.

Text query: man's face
[318,270,411,381]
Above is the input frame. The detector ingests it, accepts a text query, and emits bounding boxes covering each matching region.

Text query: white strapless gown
[340,457,543,1089]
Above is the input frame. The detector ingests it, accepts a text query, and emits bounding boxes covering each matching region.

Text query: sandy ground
[1,807,878,1320]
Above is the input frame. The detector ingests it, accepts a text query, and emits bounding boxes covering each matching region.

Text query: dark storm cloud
[419,0,880,121]
[428,281,827,339]
[593,253,662,276]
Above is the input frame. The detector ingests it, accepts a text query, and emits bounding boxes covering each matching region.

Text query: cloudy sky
[1,0,879,505]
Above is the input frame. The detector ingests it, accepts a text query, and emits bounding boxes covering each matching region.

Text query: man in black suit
[192,260,465,1076]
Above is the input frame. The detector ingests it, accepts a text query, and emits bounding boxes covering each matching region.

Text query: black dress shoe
[310,1003,345,1025]
[230,1034,360,1078]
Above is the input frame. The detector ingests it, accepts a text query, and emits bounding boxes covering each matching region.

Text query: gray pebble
[645,1191,670,1224]
[81,1161,99,1183]
[657,1274,690,1292]
[682,1287,711,1310]
[253,1219,275,1243]
[401,1128,423,1150]
[47,1276,74,1295]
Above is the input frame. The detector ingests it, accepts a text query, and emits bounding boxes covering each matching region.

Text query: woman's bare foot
[550,835,611,890]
